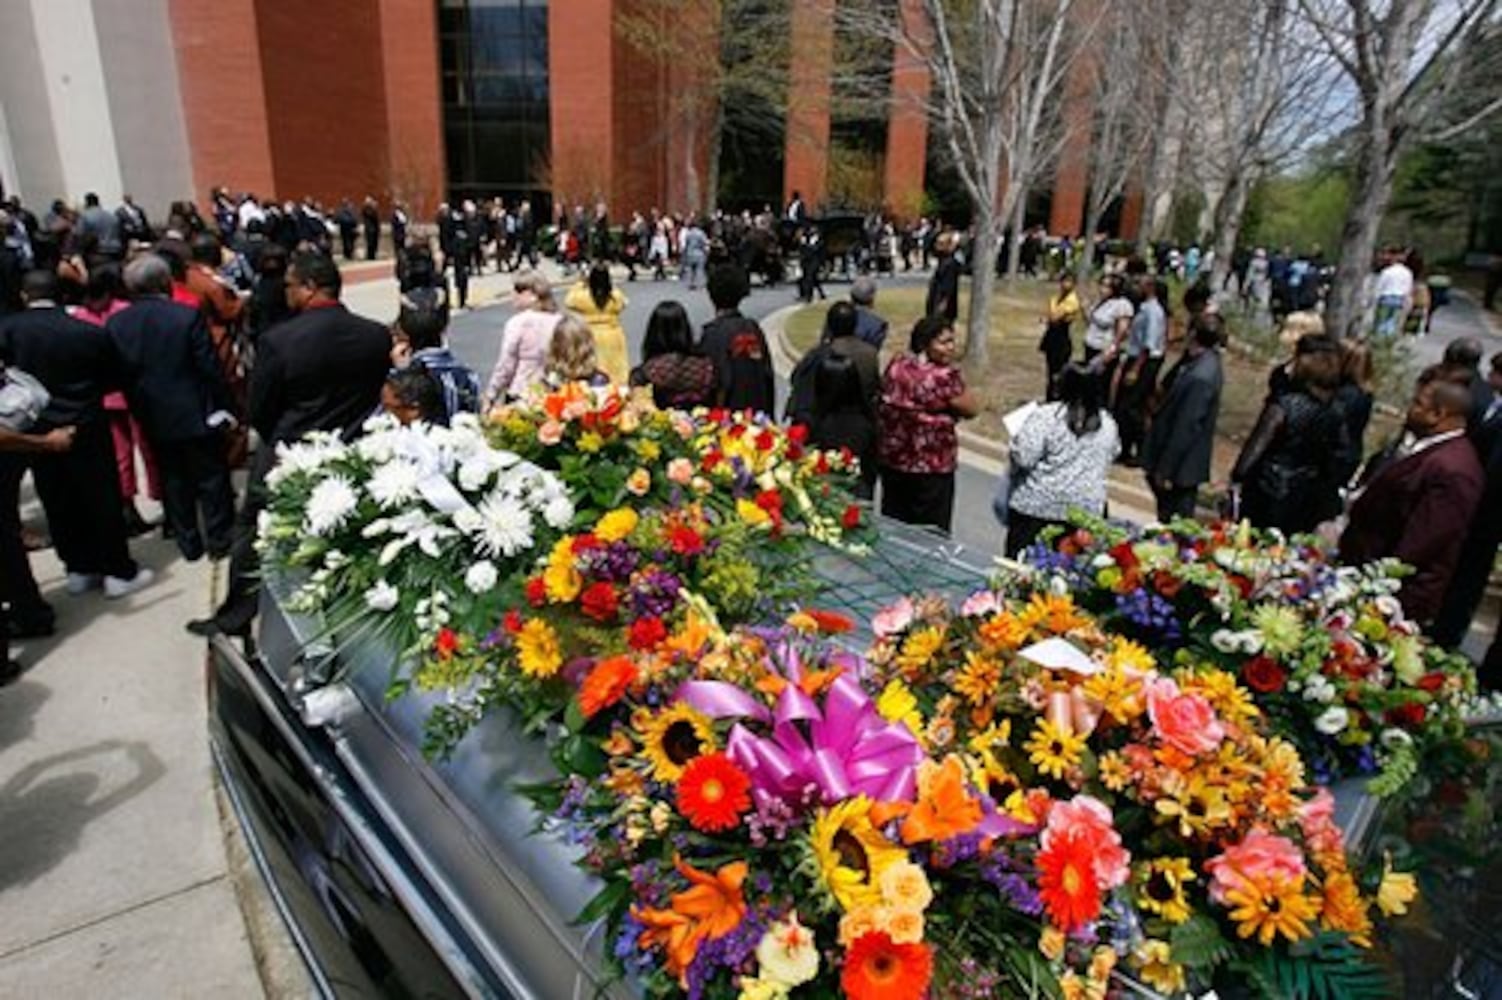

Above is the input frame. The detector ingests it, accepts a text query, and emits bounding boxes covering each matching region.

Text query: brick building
[0,0,1127,237]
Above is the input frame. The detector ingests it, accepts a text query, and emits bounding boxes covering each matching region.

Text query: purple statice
[613,912,655,976]
[628,861,670,908]
[586,540,640,583]
[631,569,683,619]
[1114,588,1182,642]
[950,958,1005,999]
[930,833,984,869]
[729,456,753,497]
[747,795,797,846]
[683,912,767,1000]
[980,848,1043,916]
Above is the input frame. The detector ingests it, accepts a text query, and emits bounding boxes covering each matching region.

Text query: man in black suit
[361,196,381,260]
[1142,312,1226,521]
[0,270,154,599]
[0,424,77,683]
[190,250,390,637]
[1433,352,1502,650]
[109,254,237,561]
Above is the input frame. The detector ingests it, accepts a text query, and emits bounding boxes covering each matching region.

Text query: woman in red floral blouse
[877,316,980,532]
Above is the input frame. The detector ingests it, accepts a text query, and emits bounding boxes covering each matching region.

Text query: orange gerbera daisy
[578,656,638,719]
[841,931,933,1000]
[634,856,748,979]
[676,752,752,832]
[901,755,983,845]
[1037,831,1104,932]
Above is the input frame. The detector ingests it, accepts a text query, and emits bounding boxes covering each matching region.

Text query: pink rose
[872,597,915,638]
[1297,788,1343,856]
[1206,830,1307,903]
[960,590,1001,618]
[667,458,694,486]
[1043,794,1130,889]
[1146,678,1225,756]
[538,420,564,446]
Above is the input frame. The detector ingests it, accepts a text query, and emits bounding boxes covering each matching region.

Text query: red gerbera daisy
[676,752,751,832]
[841,931,933,1000]
[1036,830,1104,932]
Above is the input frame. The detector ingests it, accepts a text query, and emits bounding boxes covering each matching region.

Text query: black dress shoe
[7,617,55,640]
[0,658,23,686]
[186,617,221,638]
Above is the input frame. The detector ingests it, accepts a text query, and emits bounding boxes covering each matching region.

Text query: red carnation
[788,424,809,444]
[580,582,619,623]
[755,429,776,452]
[815,452,830,475]
[503,610,523,634]
[1241,655,1287,693]
[1152,570,1183,599]
[1416,671,1447,692]
[434,628,459,660]
[1108,542,1138,570]
[755,489,783,512]
[628,616,668,650]
[842,505,861,530]
[525,576,547,607]
[1385,702,1426,728]
[571,533,602,554]
[669,525,705,557]
[701,450,724,471]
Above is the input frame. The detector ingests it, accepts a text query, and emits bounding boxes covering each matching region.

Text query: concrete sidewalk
[0,500,307,997]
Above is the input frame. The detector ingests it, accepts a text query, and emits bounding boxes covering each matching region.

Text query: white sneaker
[104,568,155,599]
[66,573,103,595]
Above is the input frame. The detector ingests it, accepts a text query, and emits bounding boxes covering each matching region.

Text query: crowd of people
[1,186,1497,689]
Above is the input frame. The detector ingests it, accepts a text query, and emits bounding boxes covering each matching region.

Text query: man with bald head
[1340,367,1485,629]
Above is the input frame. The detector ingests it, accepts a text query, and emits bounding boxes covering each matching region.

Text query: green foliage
[1232,933,1392,1000]
[1171,913,1235,970]
[1243,170,1352,253]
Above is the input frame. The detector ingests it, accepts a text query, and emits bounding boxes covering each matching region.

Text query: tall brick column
[1118,184,1144,241]
[883,0,930,221]
[1048,59,1095,239]
[549,0,615,209]
[168,0,275,201]
[378,0,444,217]
[784,0,834,211]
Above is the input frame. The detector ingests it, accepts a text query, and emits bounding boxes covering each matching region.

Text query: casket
[208,519,993,998]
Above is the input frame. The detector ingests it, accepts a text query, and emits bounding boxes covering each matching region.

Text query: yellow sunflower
[1318,870,1373,947]
[1225,874,1321,946]
[896,626,946,677]
[514,619,563,678]
[637,702,717,781]
[1137,857,1196,925]
[1082,664,1147,722]
[1154,773,1232,838]
[1024,718,1086,781]
[807,796,907,911]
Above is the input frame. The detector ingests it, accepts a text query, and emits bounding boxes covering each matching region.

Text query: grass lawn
[785,280,1400,480]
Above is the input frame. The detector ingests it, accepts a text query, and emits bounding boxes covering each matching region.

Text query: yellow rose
[878,905,925,945]
[837,906,881,947]
[737,977,789,1000]
[878,861,934,912]
[594,508,639,543]
[1039,926,1066,961]
[543,537,581,601]
[626,468,651,496]
[636,439,661,463]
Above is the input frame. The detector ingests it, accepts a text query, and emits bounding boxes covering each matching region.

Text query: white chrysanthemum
[364,580,399,612]
[472,492,535,558]
[367,459,423,508]
[465,561,499,594]
[1303,674,1337,704]
[1314,705,1350,735]
[543,494,575,529]
[304,476,359,536]
[1380,727,1414,750]
[458,452,502,492]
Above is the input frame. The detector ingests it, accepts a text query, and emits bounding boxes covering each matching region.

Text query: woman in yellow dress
[564,264,629,383]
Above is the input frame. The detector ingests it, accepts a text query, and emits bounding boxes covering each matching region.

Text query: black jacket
[1143,348,1223,488]
[0,304,119,428]
[249,302,390,445]
[106,297,232,442]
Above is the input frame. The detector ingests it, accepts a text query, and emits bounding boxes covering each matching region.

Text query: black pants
[880,467,956,534]
[30,420,136,579]
[1041,322,1072,401]
[1115,356,1162,460]
[340,231,356,260]
[1005,509,1067,558]
[214,444,275,634]
[1151,478,1198,522]
[1431,526,1500,649]
[451,263,469,309]
[0,455,50,627]
[364,228,379,260]
[157,435,235,561]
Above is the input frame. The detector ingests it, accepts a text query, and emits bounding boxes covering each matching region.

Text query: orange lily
[634,856,748,980]
[901,755,984,845]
